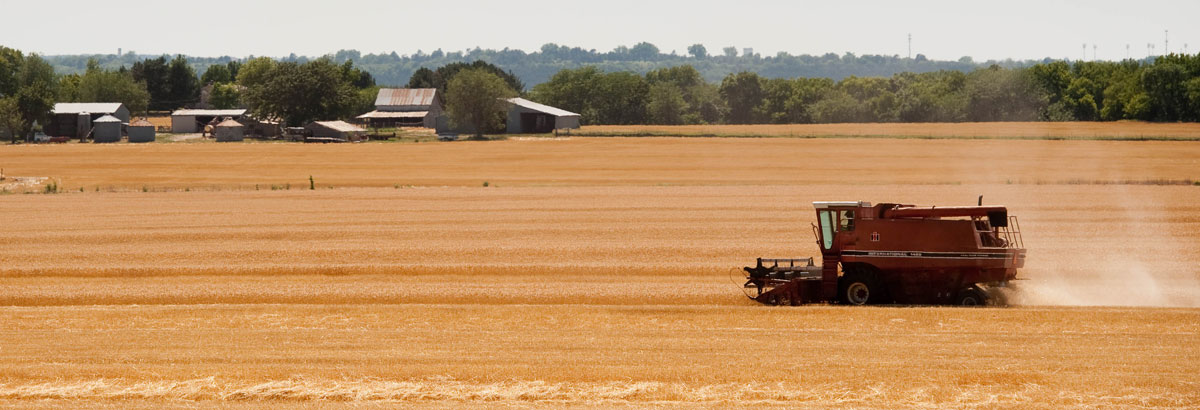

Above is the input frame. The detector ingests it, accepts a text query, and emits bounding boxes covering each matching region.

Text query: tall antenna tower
[1093,44,1097,61]
[1082,43,1087,61]
[1165,30,1169,55]
[1126,44,1131,60]
[907,33,912,59]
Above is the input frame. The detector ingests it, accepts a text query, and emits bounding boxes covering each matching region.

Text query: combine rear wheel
[839,271,881,305]
[956,287,989,306]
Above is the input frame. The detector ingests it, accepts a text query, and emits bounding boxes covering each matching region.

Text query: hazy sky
[2,0,1195,61]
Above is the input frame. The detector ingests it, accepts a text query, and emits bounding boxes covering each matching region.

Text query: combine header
[742,200,1025,306]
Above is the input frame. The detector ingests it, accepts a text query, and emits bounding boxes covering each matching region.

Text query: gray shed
[170,109,248,133]
[504,98,581,134]
[213,119,245,142]
[305,121,367,142]
[127,119,156,143]
[92,115,123,143]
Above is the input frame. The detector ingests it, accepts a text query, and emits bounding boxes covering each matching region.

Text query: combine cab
[743,200,1025,306]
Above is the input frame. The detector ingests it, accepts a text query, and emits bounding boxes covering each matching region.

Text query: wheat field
[1,134,1199,408]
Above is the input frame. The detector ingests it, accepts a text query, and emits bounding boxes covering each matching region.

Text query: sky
[2,0,1196,61]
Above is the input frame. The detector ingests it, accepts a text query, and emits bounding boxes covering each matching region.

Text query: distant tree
[723,47,738,58]
[130,56,170,110]
[444,68,516,137]
[719,71,764,123]
[529,66,602,123]
[208,83,241,109]
[1141,63,1190,121]
[340,60,375,89]
[243,58,356,126]
[0,46,22,97]
[166,55,200,109]
[630,42,661,60]
[965,65,1045,121]
[14,54,56,139]
[645,83,686,124]
[0,97,25,143]
[201,64,232,85]
[406,60,524,95]
[75,63,151,114]
[687,44,708,59]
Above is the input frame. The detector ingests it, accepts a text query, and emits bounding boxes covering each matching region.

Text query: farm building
[213,119,245,142]
[44,103,130,139]
[356,88,444,129]
[127,119,156,143]
[92,115,123,143]
[305,121,367,142]
[504,98,581,134]
[171,109,248,133]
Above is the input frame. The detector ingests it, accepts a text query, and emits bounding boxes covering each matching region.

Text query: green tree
[529,66,602,123]
[208,83,242,109]
[75,64,151,114]
[407,60,524,95]
[201,64,232,85]
[719,71,764,123]
[0,46,23,97]
[645,82,686,124]
[243,58,356,126]
[687,44,707,59]
[1141,63,1189,121]
[14,54,56,140]
[0,97,25,143]
[965,66,1045,121]
[130,56,170,110]
[166,55,200,109]
[445,68,516,137]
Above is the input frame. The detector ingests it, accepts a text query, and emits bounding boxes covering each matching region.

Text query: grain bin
[127,119,156,143]
[92,115,123,143]
[214,119,245,142]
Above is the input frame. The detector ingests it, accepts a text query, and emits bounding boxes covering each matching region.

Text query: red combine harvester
[742,199,1025,306]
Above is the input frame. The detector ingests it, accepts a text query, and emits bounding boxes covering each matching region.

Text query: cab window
[839,210,855,231]
[819,210,834,249]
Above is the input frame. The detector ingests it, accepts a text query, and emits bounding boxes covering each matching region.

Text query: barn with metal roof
[45,103,130,139]
[503,98,581,134]
[356,88,444,129]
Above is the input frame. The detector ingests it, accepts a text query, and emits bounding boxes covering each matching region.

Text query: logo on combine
[870,232,880,242]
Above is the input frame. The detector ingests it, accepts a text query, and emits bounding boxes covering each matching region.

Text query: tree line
[44,43,1014,88]
[529,55,1200,125]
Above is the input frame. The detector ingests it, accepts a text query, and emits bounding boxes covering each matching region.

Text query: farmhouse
[305,121,367,142]
[171,109,248,133]
[503,98,580,134]
[356,88,443,129]
[127,118,156,143]
[213,119,245,142]
[45,103,130,139]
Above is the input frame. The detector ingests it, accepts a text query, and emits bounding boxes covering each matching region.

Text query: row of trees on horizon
[42,43,1020,87]
[4,43,1200,141]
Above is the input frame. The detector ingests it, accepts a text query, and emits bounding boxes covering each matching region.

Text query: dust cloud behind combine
[1012,185,1200,307]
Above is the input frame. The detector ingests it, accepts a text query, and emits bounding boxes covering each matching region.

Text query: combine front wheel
[839,271,880,305]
